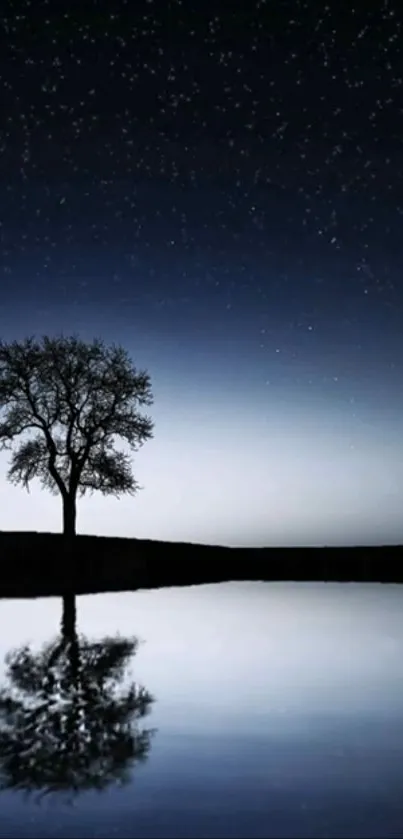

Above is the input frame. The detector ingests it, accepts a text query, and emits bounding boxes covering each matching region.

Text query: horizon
[0,528,402,550]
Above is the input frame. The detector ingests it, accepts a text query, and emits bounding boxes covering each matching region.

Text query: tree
[0,595,155,799]
[0,335,154,535]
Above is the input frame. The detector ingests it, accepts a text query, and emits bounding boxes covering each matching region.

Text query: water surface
[0,581,402,838]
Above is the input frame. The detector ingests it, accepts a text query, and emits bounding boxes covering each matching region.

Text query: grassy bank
[0,531,402,599]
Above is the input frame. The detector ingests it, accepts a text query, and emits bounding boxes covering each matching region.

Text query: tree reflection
[0,594,155,798]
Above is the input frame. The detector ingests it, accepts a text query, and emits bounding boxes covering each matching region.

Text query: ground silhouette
[0,531,402,599]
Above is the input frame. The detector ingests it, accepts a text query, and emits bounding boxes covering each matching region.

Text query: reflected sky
[0,582,403,838]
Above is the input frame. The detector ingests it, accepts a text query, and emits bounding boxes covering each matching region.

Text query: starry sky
[0,0,402,546]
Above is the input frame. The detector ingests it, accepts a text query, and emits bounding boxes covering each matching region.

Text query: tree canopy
[0,335,154,534]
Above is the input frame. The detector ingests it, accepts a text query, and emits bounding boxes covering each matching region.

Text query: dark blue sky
[0,0,402,545]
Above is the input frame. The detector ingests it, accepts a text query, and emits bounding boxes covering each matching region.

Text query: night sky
[0,0,402,546]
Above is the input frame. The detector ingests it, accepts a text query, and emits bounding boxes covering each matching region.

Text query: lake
[0,581,402,838]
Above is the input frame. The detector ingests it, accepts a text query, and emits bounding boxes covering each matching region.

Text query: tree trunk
[63,494,77,536]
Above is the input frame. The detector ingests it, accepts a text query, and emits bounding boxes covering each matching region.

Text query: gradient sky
[0,0,402,545]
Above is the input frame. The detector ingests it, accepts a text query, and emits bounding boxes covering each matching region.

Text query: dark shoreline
[0,531,402,599]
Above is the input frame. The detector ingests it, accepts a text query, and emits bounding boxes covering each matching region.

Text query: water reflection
[0,583,402,838]
[0,594,155,799]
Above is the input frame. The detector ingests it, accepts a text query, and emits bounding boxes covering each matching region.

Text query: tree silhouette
[0,595,155,799]
[0,335,154,534]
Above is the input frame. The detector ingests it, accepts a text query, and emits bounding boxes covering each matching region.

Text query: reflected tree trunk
[61,594,80,685]
[62,594,77,639]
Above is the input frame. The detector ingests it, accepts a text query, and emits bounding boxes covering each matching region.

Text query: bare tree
[0,335,154,535]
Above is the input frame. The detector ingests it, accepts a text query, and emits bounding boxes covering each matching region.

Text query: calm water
[0,581,402,838]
